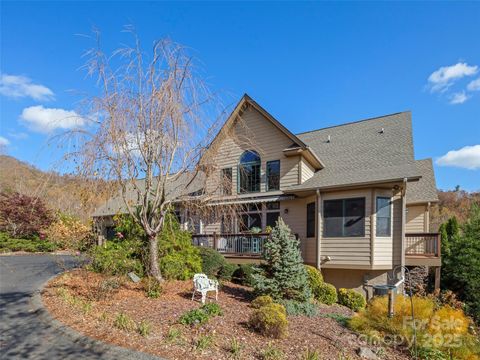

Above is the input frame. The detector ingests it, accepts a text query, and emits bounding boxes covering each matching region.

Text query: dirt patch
[42,270,410,360]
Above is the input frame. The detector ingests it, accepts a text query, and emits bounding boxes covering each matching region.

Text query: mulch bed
[42,270,411,360]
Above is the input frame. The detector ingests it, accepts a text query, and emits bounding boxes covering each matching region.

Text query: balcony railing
[192,233,269,256]
[405,233,441,257]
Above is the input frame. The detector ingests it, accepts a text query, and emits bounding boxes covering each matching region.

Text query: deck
[192,232,441,266]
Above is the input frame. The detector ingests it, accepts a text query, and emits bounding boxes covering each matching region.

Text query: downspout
[400,178,408,288]
[316,189,322,269]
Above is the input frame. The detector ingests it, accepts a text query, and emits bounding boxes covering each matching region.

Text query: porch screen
[323,198,365,237]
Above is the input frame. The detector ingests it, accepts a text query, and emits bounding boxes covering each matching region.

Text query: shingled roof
[287,112,421,191]
[407,159,439,204]
[93,101,438,217]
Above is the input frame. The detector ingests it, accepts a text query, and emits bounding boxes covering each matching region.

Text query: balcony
[192,233,269,261]
[405,233,441,266]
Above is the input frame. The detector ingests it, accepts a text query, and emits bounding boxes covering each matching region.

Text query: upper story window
[376,197,392,237]
[221,168,232,195]
[324,197,365,237]
[238,150,261,193]
[266,160,280,191]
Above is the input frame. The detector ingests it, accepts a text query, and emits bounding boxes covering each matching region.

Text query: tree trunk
[148,234,163,282]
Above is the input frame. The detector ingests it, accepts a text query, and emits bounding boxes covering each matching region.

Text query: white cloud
[449,91,469,105]
[428,62,478,93]
[436,145,480,170]
[7,131,28,140]
[467,77,480,91]
[0,136,10,147]
[0,74,54,101]
[20,105,87,133]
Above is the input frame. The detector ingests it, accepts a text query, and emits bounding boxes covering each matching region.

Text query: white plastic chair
[192,273,218,304]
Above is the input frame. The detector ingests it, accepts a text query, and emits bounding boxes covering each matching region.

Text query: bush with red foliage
[0,192,54,238]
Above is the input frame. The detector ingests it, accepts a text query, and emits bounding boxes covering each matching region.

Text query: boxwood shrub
[338,288,366,311]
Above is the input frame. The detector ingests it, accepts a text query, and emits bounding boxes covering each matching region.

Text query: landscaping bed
[42,269,410,360]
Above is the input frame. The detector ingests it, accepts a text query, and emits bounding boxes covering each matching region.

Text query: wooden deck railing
[405,233,441,257]
[192,233,270,256]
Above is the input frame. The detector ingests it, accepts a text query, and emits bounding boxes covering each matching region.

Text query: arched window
[238,150,261,193]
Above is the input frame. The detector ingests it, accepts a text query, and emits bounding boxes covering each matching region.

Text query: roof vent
[327,135,331,143]
[379,128,385,134]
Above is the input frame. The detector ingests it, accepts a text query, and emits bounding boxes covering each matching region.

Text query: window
[266,202,280,228]
[324,198,365,237]
[240,213,262,231]
[266,160,280,191]
[306,202,316,238]
[221,168,232,195]
[376,197,391,237]
[238,150,261,193]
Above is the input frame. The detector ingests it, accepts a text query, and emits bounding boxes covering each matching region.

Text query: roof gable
[206,94,323,169]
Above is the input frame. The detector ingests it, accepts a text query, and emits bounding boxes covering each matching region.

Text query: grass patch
[228,338,242,359]
[114,312,135,332]
[165,326,183,344]
[302,349,320,360]
[137,320,152,337]
[195,334,214,352]
[179,303,223,326]
[260,343,284,360]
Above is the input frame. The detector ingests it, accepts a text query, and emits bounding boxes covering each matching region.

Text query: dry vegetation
[0,155,109,221]
[429,189,480,231]
[43,270,410,360]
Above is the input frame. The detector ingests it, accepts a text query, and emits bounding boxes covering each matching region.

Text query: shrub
[88,239,144,276]
[0,232,58,253]
[179,308,210,326]
[143,277,162,299]
[322,313,350,327]
[349,295,479,359]
[0,192,54,238]
[338,288,366,311]
[315,282,338,305]
[248,303,288,338]
[279,299,318,317]
[95,278,121,300]
[201,302,223,316]
[44,212,92,250]
[178,303,223,326]
[305,265,323,293]
[198,246,226,277]
[158,212,202,280]
[253,218,310,302]
[232,264,256,286]
[440,206,480,324]
[219,263,238,281]
[251,295,274,309]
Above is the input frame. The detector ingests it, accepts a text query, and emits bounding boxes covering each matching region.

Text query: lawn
[42,269,410,360]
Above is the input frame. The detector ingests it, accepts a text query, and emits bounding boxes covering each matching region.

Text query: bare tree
[68,29,250,281]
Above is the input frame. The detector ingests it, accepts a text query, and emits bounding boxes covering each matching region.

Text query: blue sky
[1,1,479,191]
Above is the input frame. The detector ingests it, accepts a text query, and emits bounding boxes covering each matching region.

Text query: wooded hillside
[0,155,109,222]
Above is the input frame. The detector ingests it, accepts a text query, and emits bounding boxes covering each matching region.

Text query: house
[93,94,440,297]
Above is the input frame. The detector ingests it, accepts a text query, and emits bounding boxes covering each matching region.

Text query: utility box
[372,284,397,296]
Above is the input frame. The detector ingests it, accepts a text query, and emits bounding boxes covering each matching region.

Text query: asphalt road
[0,254,159,360]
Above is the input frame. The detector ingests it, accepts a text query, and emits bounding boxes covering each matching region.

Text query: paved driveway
[0,254,159,360]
